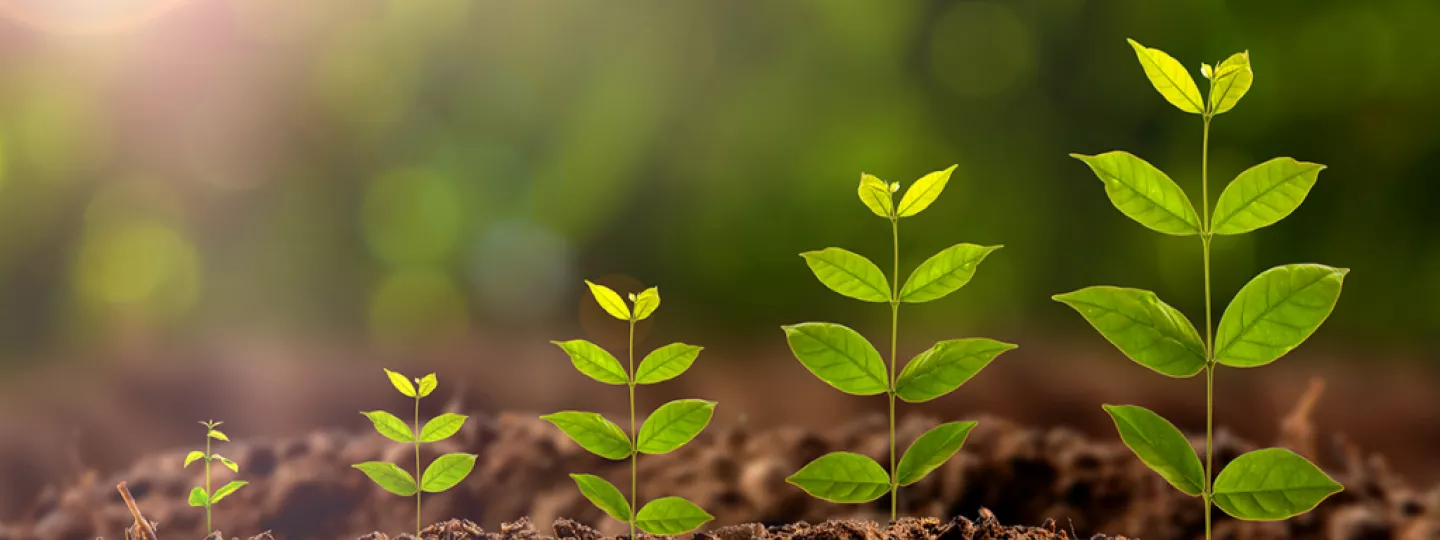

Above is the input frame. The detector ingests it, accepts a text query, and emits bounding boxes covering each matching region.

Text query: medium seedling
[184,420,247,535]
[353,369,477,538]
[783,167,1016,520]
[544,281,715,537]
[1055,39,1345,538]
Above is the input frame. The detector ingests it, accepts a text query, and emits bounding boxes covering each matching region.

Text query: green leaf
[633,287,660,321]
[635,497,714,535]
[896,165,956,218]
[634,343,703,385]
[1102,404,1205,496]
[1053,286,1207,378]
[419,413,468,443]
[899,244,1002,303]
[895,339,1015,403]
[207,429,230,442]
[188,486,209,507]
[896,421,976,486]
[1214,264,1348,368]
[637,399,716,454]
[857,173,894,218]
[1071,152,1201,236]
[212,454,239,473]
[361,410,414,442]
[384,368,417,397]
[420,453,477,493]
[786,451,891,503]
[800,248,891,303]
[570,474,632,523]
[1127,38,1204,114]
[552,339,628,385]
[184,451,205,468]
[585,280,631,320]
[210,481,247,504]
[1208,51,1253,115]
[416,373,438,397]
[352,461,418,496]
[1213,448,1343,520]
[1211,158,1325,236]
[541,411,633,460]
[781,323,888,396]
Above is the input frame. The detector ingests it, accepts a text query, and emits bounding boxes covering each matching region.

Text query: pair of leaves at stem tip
[188,481,248,508]
[1104,404,1341,520]
[184,452,239,472]
[352,453,478,497]
[585,281,660,322]
[542,400,716,460]
[801,244,1001,304]
[858,165,956,219]
[362,411,468,444]
[782,322,1015,400]
[1053,264,1347,376]
[385,368,437,398]
[553,340,702,386]
[1128,39,1251,116]
[786,421,976,502]
[570,474,714,535]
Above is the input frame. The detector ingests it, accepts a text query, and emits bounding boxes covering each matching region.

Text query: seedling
[783,167,1015,520]
[352,370,477,538]
[1055,39,1344,538]
[544,281,715,537]
[184,420,246,535]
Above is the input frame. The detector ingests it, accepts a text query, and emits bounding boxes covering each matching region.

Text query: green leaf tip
[786,451,890,503]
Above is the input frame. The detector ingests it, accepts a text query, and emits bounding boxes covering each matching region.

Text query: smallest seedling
[184,420,246,535]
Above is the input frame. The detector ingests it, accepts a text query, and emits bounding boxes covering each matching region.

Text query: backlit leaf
[899,244,1001,303]
[553,339,628,385]
[212,454,239,473]
[207,429,230,442]
[1214,264,1347,368]
[384,368,417,397]
[786,452,890,503]
[895,339,1015,403]
[635,497,714,535]
[420,453,477,493]
[633,287,660,321]
[210,481,247,504]
[1053,286,1207,378]
[353,461,418,496]
[1213,448,1343,520]
[858,173,894,218]
[184,451,205,468]
[637,399,715,454]
[188,486,209,507]
[781,323,888,396]
[416,373,438,397]
[585,280,631,320]
[1209,51,1253,115]
[896,421,975,486]
[419,413,467,443]
[1103,404,1205,496]
[570,474,632,523]
[1211,158,1325,236]
[1071,152,1201,236]
[541,411,633,460]
[800,248,891,303]
[1128,38,1204,114]
[634,343,702,385]
[896,165,956,217]
[361,410,414,443]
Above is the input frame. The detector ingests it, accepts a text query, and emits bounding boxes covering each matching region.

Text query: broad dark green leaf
[1103,404,1205,496]
[585,280,631,320]
[635,497,714,535]
[552,339,628,385]
[896,165,956,217]
[633,287,660,321]
[420,453,477,493]
[416,373,437,397]
[858,173,894,218]
[384,368,417,397]
[184,451,205,468]
[353,461,418,496]
[786,451,891,503]
[570,474,632,523]
[210,481,247,504]
[1072,152,1201,236]
[188,486,209,507]
[1214,264,1347,368]
[1128,38,1204,114]
[896,421,976,486]
[1211,158,1325,236]
[894,339,1015,403]
[419,413,467,443]
[634,343,703,385]
[637,399,716,454]
[361,410,414,442]
[801,248,891,303]
[1053,286,1207,378]
[541,411,632,459]
[899,244,1001,303]
[1208,51,1253,115]
[1213,448,1343,520]
[781,323,888,396]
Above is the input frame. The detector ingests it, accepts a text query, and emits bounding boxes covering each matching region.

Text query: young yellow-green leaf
[896,421,976,486]
[353,461,418,496]
[384,368,417,397]
[1071,152,1201,236]
[1201,63,1213,79]
[637,399,716,454]
[800,248,891,303]
[419,413,468,443]
[633,287,660,321]
[541,411,633,460]
[188,486,210,507]
[212,454,239,473]
[1210,158,1325,236]
[786,451,891,503]
[1208,51,1253,115]
[553,339,628,385]
[570,474,632,523]
[1214,264,1348,368]
[1213,448,1343,520]
[361,410,415,443]
[207,429,230,442]
[896,165,956,218]
[781,323,888,396]
[894,339,1015,403]
[1102,404,1205,496]
[1127,38,1204,114]
[1053,286,1207,378]
[416,373,438,398]
[857,173,894,218]
[420,453,477,493]
[634,343,703,385]
[184,451,205,468]
[635,497,714,535]
[899,244,1002,303]
[210,481,247,504]
[585,280,631,320]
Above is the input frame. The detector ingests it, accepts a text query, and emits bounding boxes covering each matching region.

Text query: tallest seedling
[1056,40,1344,539]
[784,166,1015,520]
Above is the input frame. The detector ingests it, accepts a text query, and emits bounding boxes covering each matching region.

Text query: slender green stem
[205,429,212,534]
[415,394,422,537]
[1200,115,1214,540]
[628,317,638,539]
[888,215,900,522]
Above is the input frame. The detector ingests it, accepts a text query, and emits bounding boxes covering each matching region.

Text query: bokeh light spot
[928,2,1038,99]
[368,269,469,346]
[74,221,199,309]
[362,168,465,267]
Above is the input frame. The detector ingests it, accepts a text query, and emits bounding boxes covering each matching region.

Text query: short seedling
[783,167,1016,520]
[1055,39,1344,538]
[184,420,247,535]
[544,281,715,537]
[353,370,477,538]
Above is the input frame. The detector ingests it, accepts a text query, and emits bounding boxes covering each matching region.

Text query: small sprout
[353,369,476,538]
[545,281,715,537]
[1201,63,1213,79]
[185,420,246,535]
[889,182,900,192]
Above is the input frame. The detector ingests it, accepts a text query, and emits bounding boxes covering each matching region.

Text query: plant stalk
[415,394,422,537]
[888,215,900,522]
[628,317,638,539]
[205,428,212,534]
[1201,114,1214,540]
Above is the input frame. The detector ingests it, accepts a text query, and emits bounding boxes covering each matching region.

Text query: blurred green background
[0,0,1435,364]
